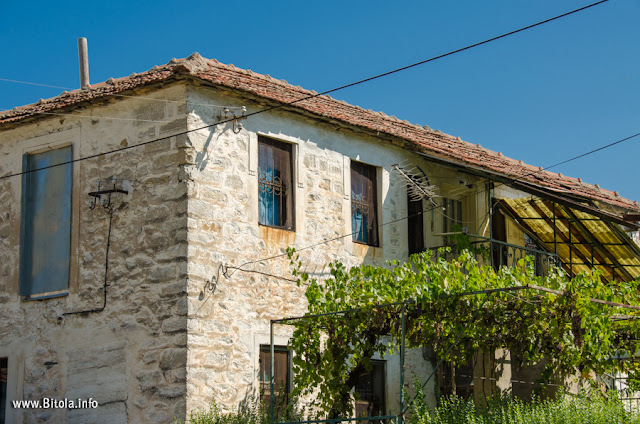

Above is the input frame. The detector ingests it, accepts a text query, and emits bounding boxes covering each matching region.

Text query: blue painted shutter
[20,146,72,296]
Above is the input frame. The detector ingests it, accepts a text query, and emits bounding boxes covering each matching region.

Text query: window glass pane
[442,198,462,246]
[20,146,72,296]
[355,360,385,419]
[258,137,294,230]
[351,162,378,246]
[438,358,474,399]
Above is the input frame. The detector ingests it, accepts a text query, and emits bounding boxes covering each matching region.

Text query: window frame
[354,359,386,419]
[258,136,295,231]
[442,197,463,247]
[19,144,73,299]
[350,160,379,247]
[258,345,291,406]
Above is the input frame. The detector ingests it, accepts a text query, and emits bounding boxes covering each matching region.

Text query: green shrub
[173,396,307,424]
[178,391,639,424]
[409,393,640,424]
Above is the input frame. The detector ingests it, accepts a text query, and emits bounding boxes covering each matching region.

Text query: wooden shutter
[351,161,379,246]
[259,346,290,406]
[258,136,294,230]
[20,146,72,296]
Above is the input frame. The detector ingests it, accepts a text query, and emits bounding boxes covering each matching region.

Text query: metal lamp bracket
[88,178,129,211]
[218,106,247,134]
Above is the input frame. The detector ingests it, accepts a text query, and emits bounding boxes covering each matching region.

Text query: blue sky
[1,0,639,201]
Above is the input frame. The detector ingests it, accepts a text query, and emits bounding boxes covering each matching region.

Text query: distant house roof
[1,52,638,212]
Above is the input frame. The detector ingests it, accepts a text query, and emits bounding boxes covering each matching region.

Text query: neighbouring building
[1,53,639,423]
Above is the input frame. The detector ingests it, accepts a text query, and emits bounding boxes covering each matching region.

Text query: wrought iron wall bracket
[217,106,247,134]
[88,179,129,211]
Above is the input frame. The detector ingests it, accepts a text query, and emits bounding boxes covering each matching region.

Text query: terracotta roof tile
[1,52,637,212]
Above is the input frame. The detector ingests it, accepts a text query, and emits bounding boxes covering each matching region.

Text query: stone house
[1,53,639,423]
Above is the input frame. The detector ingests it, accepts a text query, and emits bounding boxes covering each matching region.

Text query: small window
[442,198,462,246]
[351,161,379,246]
[20,146,72,297]
[259,345,290,407]
[354,360,386,420]
[1,357,7,424]
[437,358,474,400]
[258,136,294,230]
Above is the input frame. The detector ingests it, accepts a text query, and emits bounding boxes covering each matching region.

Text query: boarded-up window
[355,360,386,421]
[351,161,379,246]
[20,146,72,297]
[0,357,7,424]
[442,198,462,246]
[259,346,290,407]
[258,136,294,230]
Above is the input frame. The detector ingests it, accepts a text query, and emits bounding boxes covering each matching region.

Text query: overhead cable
[225,128,640,279]
[0,0,610,181]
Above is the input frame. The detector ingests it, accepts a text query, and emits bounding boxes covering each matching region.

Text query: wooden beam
[623,213,640,222]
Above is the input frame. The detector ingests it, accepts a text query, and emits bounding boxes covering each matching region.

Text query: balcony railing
[423,237,560,276]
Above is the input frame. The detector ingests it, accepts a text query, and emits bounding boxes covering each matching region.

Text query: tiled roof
[1,53,638,212]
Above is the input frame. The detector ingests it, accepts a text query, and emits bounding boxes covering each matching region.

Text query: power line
[0,117,236,181]
[0,0,609,181]
[225,128,640,281]
[0,77,247,109]
[15,110,173,124]
[0,77,70,90]
[314,0,611,98]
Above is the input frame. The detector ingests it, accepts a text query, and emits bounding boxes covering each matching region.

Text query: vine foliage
[285,248,640,417]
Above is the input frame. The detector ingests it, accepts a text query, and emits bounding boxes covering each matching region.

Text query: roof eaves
[1,53,638,212]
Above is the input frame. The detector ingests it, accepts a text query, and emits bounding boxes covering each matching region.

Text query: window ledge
[352,240,380,248]
[22,291,69,302]
[258,223,295,232]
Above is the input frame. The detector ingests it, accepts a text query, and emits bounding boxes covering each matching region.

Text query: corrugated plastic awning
[500,197,640,283]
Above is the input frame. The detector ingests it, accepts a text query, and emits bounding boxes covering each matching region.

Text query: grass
[411,395,640,424]
[177,394,640,424]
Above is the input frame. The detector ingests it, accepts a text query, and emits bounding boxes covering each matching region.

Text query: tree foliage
[286,248,640,417]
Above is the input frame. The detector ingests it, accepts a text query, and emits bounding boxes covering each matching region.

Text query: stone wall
[0,84,191,423]
[180,85,483,415]
[0,79,535,423]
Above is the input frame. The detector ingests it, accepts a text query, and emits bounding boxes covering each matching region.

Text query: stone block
[135,103,166,122]
[162,317,187,334]
[158,384,187,399]
[136,370,165,391]
[160,118,186,135]
[97,401,128,424]
[149,265,177,282]
[159,348,187,370]
[160,281,187,297]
